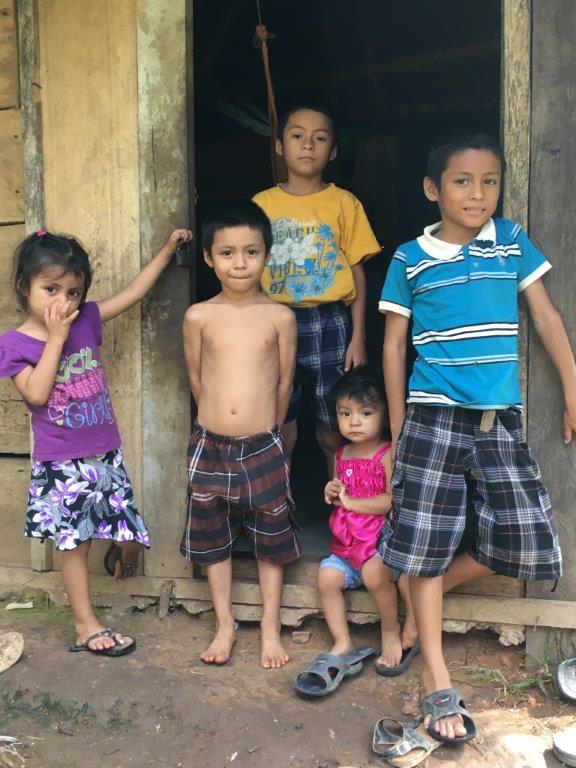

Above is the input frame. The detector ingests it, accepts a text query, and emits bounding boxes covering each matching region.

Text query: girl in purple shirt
[0,228,191,656]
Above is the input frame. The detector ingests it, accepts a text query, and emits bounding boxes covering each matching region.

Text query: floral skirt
[26,449,150,551]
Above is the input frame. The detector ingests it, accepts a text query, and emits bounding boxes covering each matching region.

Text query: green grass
[0,689,92,729]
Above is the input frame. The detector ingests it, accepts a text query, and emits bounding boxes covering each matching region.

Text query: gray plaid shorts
[378,405,562,581]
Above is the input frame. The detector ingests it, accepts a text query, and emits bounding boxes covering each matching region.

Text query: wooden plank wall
[37,0,141,574]
[0,0,30,568]
[527,0,576,657]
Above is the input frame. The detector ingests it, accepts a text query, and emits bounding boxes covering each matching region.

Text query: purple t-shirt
[0,302,121,461]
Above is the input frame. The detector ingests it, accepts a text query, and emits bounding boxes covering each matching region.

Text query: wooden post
[137,0,191,578]
[17,0,50,570]
[526,0,576,661]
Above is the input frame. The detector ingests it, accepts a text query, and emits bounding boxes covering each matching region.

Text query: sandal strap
[84,628,115,647]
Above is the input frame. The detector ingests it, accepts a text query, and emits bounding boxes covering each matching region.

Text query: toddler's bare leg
[317,566,352,655]
[411,574,467,740]
[62,541,120,651]
[257,560,290,669]
[315,423,344,476]
[362,557,402,667]
[201,558,236,664]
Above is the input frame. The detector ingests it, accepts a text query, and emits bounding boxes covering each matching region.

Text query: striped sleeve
[513,224,552,292]
[379,251,412,317]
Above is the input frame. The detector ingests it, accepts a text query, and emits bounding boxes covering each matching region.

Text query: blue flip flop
[375,639,420,677]
[294,645,376,697]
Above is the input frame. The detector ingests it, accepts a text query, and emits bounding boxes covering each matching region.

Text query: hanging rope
[253,4,287,183]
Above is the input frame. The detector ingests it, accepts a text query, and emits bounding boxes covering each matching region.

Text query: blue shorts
[286,301,351,430]
[320,553,400,589]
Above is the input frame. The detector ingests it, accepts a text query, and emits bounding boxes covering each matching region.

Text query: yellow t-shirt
[253,183,380,308]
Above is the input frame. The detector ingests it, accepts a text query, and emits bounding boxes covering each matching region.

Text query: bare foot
[421,664,468,740]
[401,611,418,650]
[260,622,289,669]
[200,623,236,665]
[328,641,354,656]
[376,624,403,668]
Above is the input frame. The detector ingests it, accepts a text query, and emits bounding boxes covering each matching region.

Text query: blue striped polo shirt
[379,218,551,409]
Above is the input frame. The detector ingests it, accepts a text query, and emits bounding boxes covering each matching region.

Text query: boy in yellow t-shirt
[253,104,380,469]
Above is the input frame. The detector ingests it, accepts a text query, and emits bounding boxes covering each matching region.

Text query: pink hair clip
[36,229,47,237]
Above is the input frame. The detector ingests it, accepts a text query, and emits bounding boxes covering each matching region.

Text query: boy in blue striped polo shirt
[379,134,576,744]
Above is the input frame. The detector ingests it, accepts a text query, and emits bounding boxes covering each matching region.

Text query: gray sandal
[294,645,376,697]
[375,639,420,677]
[373,716,441,767]
[419,688,476,743]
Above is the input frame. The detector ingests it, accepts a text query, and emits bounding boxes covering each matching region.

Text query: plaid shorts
[286,301,351,430]
[378,405,562,581]
[180,423,301,565]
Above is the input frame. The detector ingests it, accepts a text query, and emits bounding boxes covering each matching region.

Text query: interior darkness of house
[193,0,501,556]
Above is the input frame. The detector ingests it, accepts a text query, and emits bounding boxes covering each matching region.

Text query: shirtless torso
[183,293,296,436]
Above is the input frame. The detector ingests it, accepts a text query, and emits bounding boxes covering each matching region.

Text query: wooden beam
[527,0,576,660]
[0,567,573,629]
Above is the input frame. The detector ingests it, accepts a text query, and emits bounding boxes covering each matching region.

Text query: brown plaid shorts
[180,423,301,565]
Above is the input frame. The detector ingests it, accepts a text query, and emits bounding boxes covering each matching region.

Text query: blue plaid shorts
[378,405,562,581]
[286,301,351,429]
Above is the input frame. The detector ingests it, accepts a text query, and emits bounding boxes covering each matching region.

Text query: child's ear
[329,144,338,162]
[202,248,213,268]
[423,176,439,202]
[275,138,283,157]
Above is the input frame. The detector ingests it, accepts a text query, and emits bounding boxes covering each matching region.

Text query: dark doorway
[193,0,501,556]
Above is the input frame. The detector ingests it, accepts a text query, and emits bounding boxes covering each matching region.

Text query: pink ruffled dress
[329,442,391,570]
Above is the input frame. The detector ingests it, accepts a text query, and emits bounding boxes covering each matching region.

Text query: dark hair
[330,365,387,414]
[201,200,272,254]
[13,230,92,311]
[426,133,506,188]
[278,103,338,147]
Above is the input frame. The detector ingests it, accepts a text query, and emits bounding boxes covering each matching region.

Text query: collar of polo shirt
[417,218,496,259]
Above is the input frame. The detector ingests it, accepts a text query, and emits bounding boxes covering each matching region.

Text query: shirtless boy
[180,200,300,668]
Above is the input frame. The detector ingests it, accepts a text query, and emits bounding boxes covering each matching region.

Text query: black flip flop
[419,688,476,744]
[104,543,121,576]
[556,658,576,702]
[69,629,136,657]
[103,543,137,577]
[376,639,420,677]
[294,645,376,697]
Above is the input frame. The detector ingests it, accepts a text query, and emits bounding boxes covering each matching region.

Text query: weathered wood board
[0,0,18,109]
[0,458,31,567]
[38,0,142,500]
[0,108,25,222]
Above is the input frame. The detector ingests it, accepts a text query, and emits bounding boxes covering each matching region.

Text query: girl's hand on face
[166,228,193,252]
[44,300,79,342]
[324,477,344,505]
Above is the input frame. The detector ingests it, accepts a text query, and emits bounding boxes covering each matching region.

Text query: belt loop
[479,409,496,433]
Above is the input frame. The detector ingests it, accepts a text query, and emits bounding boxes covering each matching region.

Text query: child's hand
[44,300,79,343]
[344,336,367,371]
[563,403,576,444]
[166,228,193,253]
[337,486,352,510]
[324,478,344,505]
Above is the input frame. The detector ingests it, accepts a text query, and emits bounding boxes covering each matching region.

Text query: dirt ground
[0,594,575,768]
